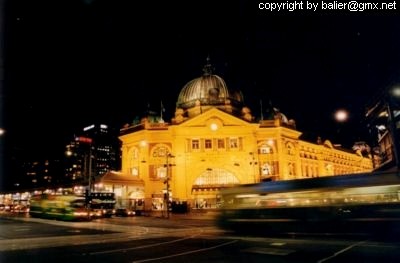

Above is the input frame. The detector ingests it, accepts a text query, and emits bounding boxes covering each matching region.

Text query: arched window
[149,144,172,180]
[152,145,169,157]
[194,168,239,186]
[128,147,139,176]
[258,140,275,154]
[286,142,295,155]
[261,163,273,175]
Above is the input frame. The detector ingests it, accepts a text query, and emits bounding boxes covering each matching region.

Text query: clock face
[210,123,218,131]
[153,146,168,157]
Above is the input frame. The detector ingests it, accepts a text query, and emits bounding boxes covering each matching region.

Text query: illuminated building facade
[115,62,373,210]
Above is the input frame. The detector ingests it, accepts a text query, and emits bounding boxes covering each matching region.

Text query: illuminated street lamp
[334,109,349,122]
[332,109,350,147]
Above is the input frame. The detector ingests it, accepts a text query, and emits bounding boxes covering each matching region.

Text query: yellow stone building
[113,63,373,211]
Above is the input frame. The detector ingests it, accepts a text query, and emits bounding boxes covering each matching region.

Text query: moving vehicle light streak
[29,194,90,221]
[217,171,400,234]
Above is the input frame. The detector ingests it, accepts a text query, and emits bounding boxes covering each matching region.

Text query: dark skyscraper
[65,124,121,187]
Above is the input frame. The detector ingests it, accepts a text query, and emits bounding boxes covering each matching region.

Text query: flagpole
[160,100,165,123]
[160,101,163,121]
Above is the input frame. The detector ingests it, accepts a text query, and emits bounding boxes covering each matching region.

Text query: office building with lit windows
[64,124,121,186]
[101,61,373,211]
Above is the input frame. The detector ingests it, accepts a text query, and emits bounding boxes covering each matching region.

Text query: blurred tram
[216,171,400,235]
[29,194,91,221]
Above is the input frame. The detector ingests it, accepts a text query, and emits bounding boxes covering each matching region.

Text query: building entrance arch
[192,168,239,209]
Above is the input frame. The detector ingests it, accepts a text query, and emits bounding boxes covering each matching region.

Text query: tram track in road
[130,239,239,263]
[0,214,222,252]
[0,227,219,253]
[84,228,241,263]
[12,213,400,262]
[85,231,393,263]
[90,231,207,255]
[2,213,400,262]
[0,232,138,252]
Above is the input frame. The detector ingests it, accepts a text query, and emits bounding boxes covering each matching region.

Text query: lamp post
[164,152,175,219]
[249,152,258,183]
[334,109,349,139]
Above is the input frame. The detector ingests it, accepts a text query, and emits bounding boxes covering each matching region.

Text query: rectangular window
[149,165,158,180]
[205,139,212,149]
[217,139,225,149]
[192,139,200,150]
[229,138,238,149]
[149,165,167,180]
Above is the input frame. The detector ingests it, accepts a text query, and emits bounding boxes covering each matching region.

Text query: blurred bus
[29,194,90,221]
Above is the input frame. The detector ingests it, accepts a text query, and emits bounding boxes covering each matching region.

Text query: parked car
[115,208,135,217]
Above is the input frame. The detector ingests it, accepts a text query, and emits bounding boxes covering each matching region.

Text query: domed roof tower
[174,57,246,122]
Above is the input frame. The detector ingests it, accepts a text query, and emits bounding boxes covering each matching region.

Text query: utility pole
[164,152,174,219]
[88,146,93,194]
[77,136,93,203]
[249,151,258,183]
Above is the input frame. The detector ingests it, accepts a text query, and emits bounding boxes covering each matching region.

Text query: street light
[249,152,258,183]
[333,109,350,146]
[87,147,93,194]
[334,109,349,122]
[164,152,175,219]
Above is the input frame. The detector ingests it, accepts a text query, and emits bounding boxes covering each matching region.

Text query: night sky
[3,0,400,160]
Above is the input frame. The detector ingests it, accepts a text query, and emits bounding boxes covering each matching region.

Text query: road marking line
[270,242,286,246]
[90,231,204,255]
[241,247,295,256]
[131,240,238,263]
[317,239,369,263]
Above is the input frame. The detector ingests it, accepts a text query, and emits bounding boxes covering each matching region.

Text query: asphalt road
[1,213,400,263]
